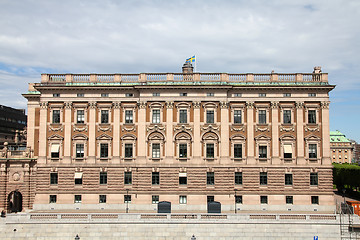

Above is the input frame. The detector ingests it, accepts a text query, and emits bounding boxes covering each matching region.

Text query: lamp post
[126,189,129,213]
[234,189,237,214]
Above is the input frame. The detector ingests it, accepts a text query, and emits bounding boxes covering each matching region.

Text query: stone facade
[330,130,354,163]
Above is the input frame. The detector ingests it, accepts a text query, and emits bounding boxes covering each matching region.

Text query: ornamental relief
[147,124,166,133]
[279,125,295,132]
[255,125,270,132]
[73,125,88,132]
[174,124,193,133]
[230,125,245,132]
[121,125,137,132]
[48,125,63,132]
[305,126,320,132]
[97,125,112,132]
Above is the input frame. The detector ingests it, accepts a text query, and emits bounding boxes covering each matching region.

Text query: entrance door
[8,191,22,213]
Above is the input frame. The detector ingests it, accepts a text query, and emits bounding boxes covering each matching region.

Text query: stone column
[88,102,97,163]
[296,101,305,164]
[63,102,72,163]
[246,102,255,164]
[220,101,229,161]
[321,101,331,165]
[113,102,121,163]
[193,102,201,161]
[271,102,280,164]
[38,102,48,164]
[137,102,147,161]
[165,102,174,161]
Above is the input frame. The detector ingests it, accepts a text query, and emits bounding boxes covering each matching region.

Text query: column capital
[40,102,48,109]
[88,102,97,109]
[193,101,201,109]
[246,101,254,109]
[165,101,174,109]
[64,102,72,109]
[295,101,304,109]
[321,101,330,109]
[112,102,121,109]
[137,101,147,109]
[220,101,229,109]
[270,101,279,109]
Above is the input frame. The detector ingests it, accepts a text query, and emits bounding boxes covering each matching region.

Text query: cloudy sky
[0,0,359,141]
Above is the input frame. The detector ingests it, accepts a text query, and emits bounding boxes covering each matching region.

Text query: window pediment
[279,134,296,141]
[203,102,217,108]
[121,134,137,141]
[96,133,112,140]
[230,134,246,141]
[72,133,88,141]
[304,134,321,141]
[149,102,164,108]
[175,102,191,108]
[254,134,271,141]
[48,134,64,141]
[202,132,219,141]
[148,132,165,141]
[175,132,192,141]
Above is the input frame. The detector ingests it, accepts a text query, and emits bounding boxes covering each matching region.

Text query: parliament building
[1,63,335,213]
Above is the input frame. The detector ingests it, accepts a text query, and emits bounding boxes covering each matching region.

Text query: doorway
[8,191,22,213]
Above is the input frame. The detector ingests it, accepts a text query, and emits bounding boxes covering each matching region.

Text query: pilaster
[38,102,48,164]
[63,102,72,163]
[113,102,121,163]
[246,102,255,164]
[321,101,331,165]
[220,101,229,161]
[271,102,280,164]
[296,101,305,164]
[88,102,97,163]
[193,101,201,160]
[165,102,174,161]
[137,101,147,160]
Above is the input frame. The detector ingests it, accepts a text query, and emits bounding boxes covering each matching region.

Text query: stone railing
[40,72,328,84]
[0,147,34,159]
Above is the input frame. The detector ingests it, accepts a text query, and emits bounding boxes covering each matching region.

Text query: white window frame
[256,105,269,125]
[203,103,218,124]
[230,134,246,161]
[50,108,62,124]
[305,106,319,124]
[96,134,112,160]
[121,134,137,160]
[280,106,294,125]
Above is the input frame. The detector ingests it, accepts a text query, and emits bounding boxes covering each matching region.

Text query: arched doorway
[8,191,22,213]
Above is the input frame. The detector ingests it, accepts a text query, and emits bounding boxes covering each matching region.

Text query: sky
[0,0,359,141]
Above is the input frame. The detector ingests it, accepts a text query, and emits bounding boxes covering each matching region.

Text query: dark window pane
[207,196,214,203]
[125,110,133,124]
[152,172,159,185]
[53,110,60,123]
[283,110,291,124]
[259,110,266,124]
[99,195,106,203]
[50,172,58,185]
[206,144,214,158]
[101,110,109,123]
[235,172,242,185]
[207,172,214,185]
[235,195,242,204]
[100,172,107,185]
[179,176,187,185]
[260,196,268,204]
[179,109,187,123]
[206,110,214,124]
[308,110,316,124]
[285,174,293,185]
[311,196,319,204]
[234,110,242,124]
[259,146,267,159]
[124,172,132,185]
[260,172,267,185]
[310,173,318,186]
[234,144,242,158]
[286,196,293,204]
[179,144,187,158]
[125,144,133,158]
[309,144,317,158]
[100,143,108,158]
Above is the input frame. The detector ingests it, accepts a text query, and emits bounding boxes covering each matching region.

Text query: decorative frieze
[192,101,201,109]
[138,101,147,109]
[280,125,295,132]
[255,125,270,132]
[270,101,279,109]
[295,101,304,109]
[40,102,48,109]
[321,101,330,109]
[112,102,121,109]
[64,102,72,109]
[305,126,320,132]
[122,125,136,132]
[98,125,112,132]
[147,124,165,132]
[231,125,245,132]
[88,102,97,109]
[220,101,229,109]
[165,101,174,109]
[174,124,193,132]
[73,125,88,132]
[48,125,63,132]
[246,101,254,109]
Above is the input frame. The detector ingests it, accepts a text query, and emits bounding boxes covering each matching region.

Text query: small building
[0,105,27,149]
[330,130,354,163]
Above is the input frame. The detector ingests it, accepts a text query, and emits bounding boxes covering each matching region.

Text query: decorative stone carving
[98,125,112,132]
[255,125,270,132]
[270,102,279,109]
[147,124,165,132]
[12,172,21,181]
[246,101,254,109]
[231,125,245,132]
[138,101,147,109]
[220,101,229,109]
[88,102,97,109]
[113,102,121,109]
[280,125,295,132]
[305,126,320,132]
[73,125,88,132]
[48,125,63,132]
[40,102,48,109]
[166,101,174,109]
[122,125,136,132]
[320,101,330,109]
[174,124,193,132]
[192,101,201,109]
[64,102,72,109]
[201,124,219,132]
[295,101,304,109]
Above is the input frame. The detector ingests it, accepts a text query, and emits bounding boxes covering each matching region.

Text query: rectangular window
[260,196,268,204]
[124,195,131,203]
[50,172,58,185]
[53,93,60,97]
[206,143,214,158]
[100,143,108,158]
[77,93,84,97]
[180,93,187,96]
[49,195,57,203]
[207,172,215,185]
[310,173,318,186]
[125,93,133,97]
[234,110,242,124]
[259,93,266,97]
[124,172,132,185]
[235,172,243,185]
[101,110,109,124]
[179,176,187,185]
[76,144,84,158]
[309,144,317,159]
[309,93,316,97]
[308,110,316,124]
[235,195,242,204]
[311,196,319,204]
[99,195,106,203]
[152,143,160,158]
[206,110,214,124]
[152,172,160,185]
[51,144,60,158]
[234,144,242,158]
[283,110,291,124]
[258,110,266,124]
[179,109,187,123]
[179,195,187,204]
[285,174,293,185]
[286,196,293,204]
[259,146,267,159]
[99,172,107,185]
[152,109,160,124]
[260,172,267,185]
[207,196,214,203]
[75,172,83,185]
[234,93,242,97]
[125,110,133,124]
[124,144,133,158]
[101,93,109,97]
[179,143,187,158]
[284,144,292,159]
[283,93,291,97]
[77,110,85,124]
[74,195,82,203]
[52,110,60,123]
[153,93,160,96]
[207,93,214,97]
[152,195,159,204]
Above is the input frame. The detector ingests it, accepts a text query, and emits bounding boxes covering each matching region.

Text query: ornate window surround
[203,102,218,124]
[305,103,320,125]
[121,134,137,161]
[201,131,219,161]
[255,103,270,125]
[149,102,164,124]
[279,134,296,162]
[72,133,88,161]
[97,103,112,125]
[96,133,112,161]
[122,103,137,125]
[48,134,64,161]
[279,104,295,125]
[255,134,271,162]
[174,131,192,161]
[73,103,88,125]
[176,102,191,124]
[304,134,321,162]
[230,134,246,161]
[230,103,245,125]
[147,131,165,161]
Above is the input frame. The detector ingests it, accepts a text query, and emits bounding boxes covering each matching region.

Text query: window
[206,143,214,158]
[310,173,318,186]
[179,195,187,204]
[179,175,187,185]
[49,195,57,203]
[233,93,242,97]
[235,195,242,204]
[152,109,160,124]
[125,110,133,124]
[100,143,108,158]
[235,172,242,185]
[259,146,267,159]
[101,110,109,124]
[260,172,267,185]
[283,110,291,124]
[179,109,187,123]
[50,172,58,185]
[206,110,214,124]
[152,172,160,185]
[207,196,214,203]
[152,195,159,204]
[76,144,84,158]
[124,195,131,203]
[74,195,82,203]
[152,143,160,158]
[308,110,316,124]
[309,93,316,97]
[75,172,83,185]
[125,144,133,158]
[234,144,242,159]
[99,195,106,203]
[53,93,60,97]
[179,144,187,158]
[309,144,317,159]
[180,93,187,96]
[207,93,214,97]
[52,110,60,123]
[100,172,107,185]
[284,144,292,159]
[285,174,293,185]
[234,110,242,124]
[101,93,109,97]
[77,110,85,124]
[124,172,132,185]
[77,93,84,97]
[286,196,293,204]
[259,93,266,97]
[283,93,291,97]
[51,144,60,158]
[126,93,133,97]
[260,196,268,204]
[258,110,266,124]
[207,172,214,185]
[311,196,319,204]
[153,93,160,96]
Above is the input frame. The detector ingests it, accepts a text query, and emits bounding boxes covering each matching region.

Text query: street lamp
[75,234,80,240]
[191,234,196,240]
[234,189,238,214]
[126,189,129,213]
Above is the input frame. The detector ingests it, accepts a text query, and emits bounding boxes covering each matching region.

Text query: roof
[330,130,351,143]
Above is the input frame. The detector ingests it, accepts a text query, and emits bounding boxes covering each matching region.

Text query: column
[63,102,72,163]
[321,101,331,165]
[113,102,121,163]
[220,101,229,161]
[38,102,48,164]
[88,102,97,163]
[137,101,147,161]
[296,101,305,164]
[193,102,201,161]
[271,102,280,164]
[246,102,255,164]
[165,102,174,161]
[26,102,36,151]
